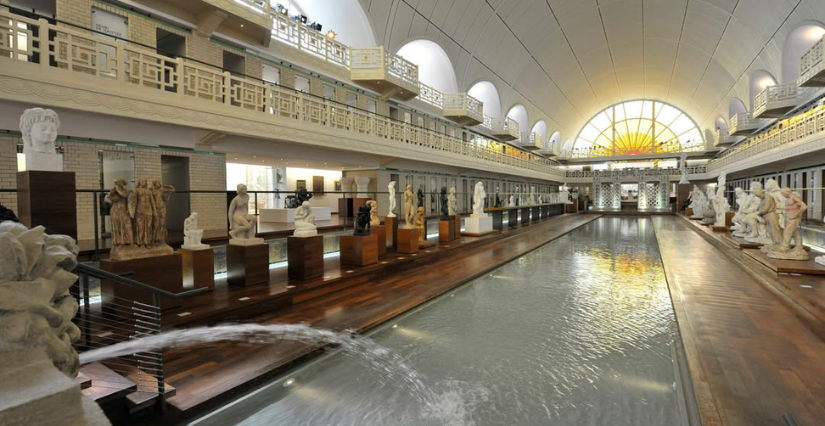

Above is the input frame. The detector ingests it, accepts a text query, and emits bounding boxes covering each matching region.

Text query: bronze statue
[354,204,372,236]
[440,187,449,221]
[105,179,133,246]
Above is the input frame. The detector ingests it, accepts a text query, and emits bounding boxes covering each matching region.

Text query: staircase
[78,362,176,417]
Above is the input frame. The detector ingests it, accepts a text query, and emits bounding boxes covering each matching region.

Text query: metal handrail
[75,263,210,299]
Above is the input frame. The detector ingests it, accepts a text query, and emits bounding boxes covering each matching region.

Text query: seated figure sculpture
[182,212,209,250]
[228,184,263,245]
[293,201,317,238]
[730,187,748,234]
[701,189,716,225]
[354,204,372,236]
[766,188,808,260]
[745,184,779,245]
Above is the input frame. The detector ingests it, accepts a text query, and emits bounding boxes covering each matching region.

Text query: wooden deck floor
[159,213,601,420]
[651,216,825,426]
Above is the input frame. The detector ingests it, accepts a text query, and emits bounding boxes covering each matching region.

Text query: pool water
[190,217,690,426]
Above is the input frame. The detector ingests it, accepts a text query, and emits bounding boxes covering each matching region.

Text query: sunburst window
[573,100,704,158]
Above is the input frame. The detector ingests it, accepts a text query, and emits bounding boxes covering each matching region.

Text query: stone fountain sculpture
[404,184,414,229]
[387,182,397,218]
[448,187,457,216]
[105,177,175,261]
[765,188,808,260]
[19,107,63,172]
[228,183,264,245]
[293,201,317,238]
[0,222,111,425]
[367,200,379,226]
[182,212,209,250]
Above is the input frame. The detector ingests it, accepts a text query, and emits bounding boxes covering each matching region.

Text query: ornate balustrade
[489,117,520,141]
[442,92,483,126]
[271,12,349,68]
[0,10,561,176]
[418,82,443,109]
[565,166,706,180]
[799,36,825,87]
[520,132,542,151]
[729,112,763,136]
[714,127,740,147]
[350,46,419,100]
[753,83,809,118]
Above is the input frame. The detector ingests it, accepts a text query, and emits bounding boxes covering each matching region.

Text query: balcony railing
[234,0,270,15]
[271,12,349,68]
[713,127,740,147]
[729,112,763,136]
[753,83,808,118]
[709,100,825,172]
[418,82,443,109]
[564,166,707,179]
[489,117,520,140]
[442,93,483,121]
[0,10,560,175]
[520,132,542,151]
[799,36,825,87]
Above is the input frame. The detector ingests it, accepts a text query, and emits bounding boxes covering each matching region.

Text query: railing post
[223,71,233,107]
[152,293,167,413]
[37,18,50,69]
[92,192,99,261]
[115,39,125,84]
[177,58,186,100]
[80,271,91,350]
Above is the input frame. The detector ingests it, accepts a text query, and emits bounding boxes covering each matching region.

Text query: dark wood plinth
[725,212,735,228]
[744,249,825,275]
[287,236,324,280]
[531,206,539,221]
[686,208,694,217]
[385,216,399,249]
[438,220,455,242]
[17,171,77,240]
[397,228,419,254]
[565,203,577,214]
[452,215,461,236]
[338,197,371,217]
[521,207,531,224]
[226,243,269,287]
[712,225,728,232]
[100,254,183,311]
[340,234,378,266]
[508,210,518,227]
[490,210,504,230]
[180,248,214,290]
[374,225,387,256]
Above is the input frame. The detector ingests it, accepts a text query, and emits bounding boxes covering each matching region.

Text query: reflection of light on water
[394,326,434,340]
[611,375,672,393]
[489,275,516,281]
[293,384,331,402]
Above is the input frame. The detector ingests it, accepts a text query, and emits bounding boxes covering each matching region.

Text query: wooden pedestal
[725,212,735,228]
[338,198,371,217]
[287,235,324,280]
[438,220,455,242]
[226,243,269,287]
[397,228,419,254]
[565,203,577,214]
[385,216,399,249]
[340,234,378,266]
[452,215,461,237]
[677,184,691,213]
[521,208,531,224]
[100,254,183,312]
[508,211,518,227]
[17,171,77,240]
[686,208,694,217]
[373,225,387,256]
[180,248,214,290]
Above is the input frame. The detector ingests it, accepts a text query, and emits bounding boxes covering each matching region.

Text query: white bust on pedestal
[19,108,63,172]
[181,212,210,250]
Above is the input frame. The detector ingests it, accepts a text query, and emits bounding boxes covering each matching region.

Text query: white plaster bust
[182,212,209,250]
[20,108,60,154]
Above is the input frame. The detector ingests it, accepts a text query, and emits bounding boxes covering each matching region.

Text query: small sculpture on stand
[414,206,426,245]
[528,186,537,205]
[354,204,372,236]
[387,182,397,218]
[417,188,425,212]
[105,179,133,246]
[367,200,379,226]
[182,212,209,250]
[430,188,436,213]
[495,187,502,208]
[472,182,486,217]
[765,188,808,260]
[151,180,175,243]
[404,184,414,229]
[448,187,457,216]
[228,183,263,244]
[293,201,317,238]
[439,187,450,221]
[509,195,515,208]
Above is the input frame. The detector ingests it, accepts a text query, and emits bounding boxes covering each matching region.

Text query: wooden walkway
[651,216,825,426]
[156,213,601,420]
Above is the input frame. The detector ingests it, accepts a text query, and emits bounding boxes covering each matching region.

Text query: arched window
[573,100,704,158]
[468,81,501,117]
[396,40,458,93]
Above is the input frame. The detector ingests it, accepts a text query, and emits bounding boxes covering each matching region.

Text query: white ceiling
[359,0,825,144]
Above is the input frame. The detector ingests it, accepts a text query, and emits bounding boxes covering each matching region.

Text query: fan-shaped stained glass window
[573,101,704,158]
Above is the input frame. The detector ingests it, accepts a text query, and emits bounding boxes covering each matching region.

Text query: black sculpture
[354,204,372,236]
[440,187,449,220]
[494,191,502,208]
[417,188,424,211]
[285,188,313,208]
[0,202,18,223]
[430,189,436,213]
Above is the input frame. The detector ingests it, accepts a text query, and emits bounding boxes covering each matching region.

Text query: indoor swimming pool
[189,217,691,426]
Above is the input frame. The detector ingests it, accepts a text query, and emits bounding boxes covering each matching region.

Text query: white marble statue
[678,153,689,184]
[528,186,537,205]
[509,195,515,208]
[766,188,808,260]
[712,186,729,227]
[228,184,263,245]
[560,183,571,204]
[448,187,457,216]
[182,212,209,250]
[744,183,775,244]
[472,182,487,217]
[702,188,716,225]
[293,201,317,238]
[19,107,63,171]
[765,179,786,229]
[730,187,748,234]
[387,181,397,218]
[688,185,706,219]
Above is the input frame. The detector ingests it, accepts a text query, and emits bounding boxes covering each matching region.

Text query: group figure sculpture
[285,188,313,209]
[763,188,808,260]
[105,177,175,260]
[414,206,426,245]
[354,204,372,236]
[293,201,317,238]
[687,185,707,219]
[228,183,262,244]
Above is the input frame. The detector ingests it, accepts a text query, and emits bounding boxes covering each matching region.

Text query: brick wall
[56,0,92,28]
[0,137,17,213]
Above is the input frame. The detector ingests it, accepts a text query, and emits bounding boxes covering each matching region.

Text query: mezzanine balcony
[799,36,825,87]
[729,112,763,136]
[350,46,419,101]
[441,92,483,127]
[753,83,807,118]
[520,132,543,151]
[540,141,559,158]
[713,127,741,147]
[489,117,520,141]
[270,11,349,69]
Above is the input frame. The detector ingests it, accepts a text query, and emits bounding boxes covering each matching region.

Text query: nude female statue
[387,181,397,218]
[129,178,156,247]
[228,184,259,241]
[404,184,414,228]
[105,178,133,246]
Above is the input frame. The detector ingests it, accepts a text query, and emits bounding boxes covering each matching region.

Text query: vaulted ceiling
[358,0,825,145]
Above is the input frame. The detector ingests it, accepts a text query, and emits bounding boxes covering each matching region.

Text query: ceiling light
[325,30,336,40]
[240,24,244,28]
